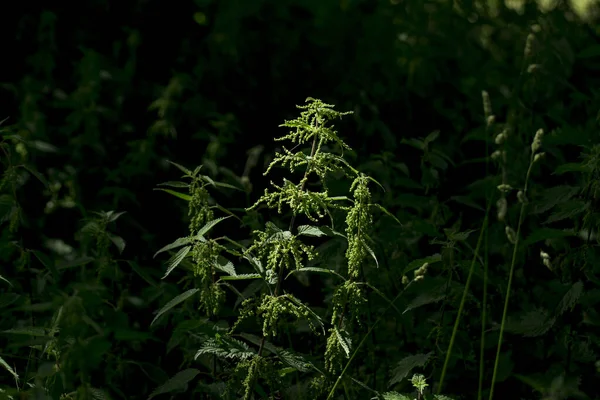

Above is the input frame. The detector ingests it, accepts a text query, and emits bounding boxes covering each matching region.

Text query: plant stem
[489,155,534,400]
[438,208,490,393]
[326,280,414,400]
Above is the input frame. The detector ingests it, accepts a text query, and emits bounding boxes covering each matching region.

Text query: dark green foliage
[2,1,600,399]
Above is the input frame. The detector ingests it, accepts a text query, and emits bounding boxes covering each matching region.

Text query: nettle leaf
[524,228,574,246]
[544,200,587,224]
[267,230,292,243]
[286,295,325,335]
[514,373,548,393]
[200,175,243,191]
[151,288,199,326]
[57,256,95,270]
[213,203,244,223]
[0,194,14,221]
[3,327,47,336]
[197,382,228,397]
[213,257,236,276]
[29,140,58,153]
[109,234,126,254]
[30,250,58,280]
[234,280,265,308]
[0,276,13,288]
[89,387,111,400]
[240,333,312,372]
[382,391,411,400]
[446,229,476,242]
[334,327,352,357]
[21,165,49,188]
[219,273,261,281]
[318,225,347,238]
[195,336,255,361]
[244,253,265,274]
[401,137,426,150]
[154,188,193,201]
[450,195,485,211]
[154,236,194,258]
[503,308,555,337]
[362,239,379,268]
[148,368,200,399]
[555,281,584,317]
[196,216,231,238]
[297,225,329,237]
[105,210,127,223]
[403,281,449,314]
[157,181,190,188]
[554,162,588,175]
[192,165,203,176]
[167,160,193,176]
[274,349,312,373]
[389,352,433,387]
[163,246,191,278]
[127,261,158,287]
[533,185,580,214]
[286,267,346,281]
[0,355,18,380]
[329,195,352,204]
[265,221,283,233]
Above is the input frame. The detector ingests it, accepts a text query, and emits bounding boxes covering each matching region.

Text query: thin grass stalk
[326,280,415,400]
[437,206,491,394]
[489,153,536,400]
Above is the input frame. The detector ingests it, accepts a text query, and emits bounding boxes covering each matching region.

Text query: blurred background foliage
[1,0,600,398]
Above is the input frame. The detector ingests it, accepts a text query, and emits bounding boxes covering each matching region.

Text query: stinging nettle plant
[152,98,402,399]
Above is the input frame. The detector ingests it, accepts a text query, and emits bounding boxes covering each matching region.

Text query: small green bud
[497,184,513,193]
[534,152,545,163]
[531,129,544,153]
[414,262,429,278]
[496,197,507,221]
[491,150,503,160]
[402,275,409,285]
[517,190,527,204]
[495,131,507,145]
[524,33,535,57]
[482,90,492,118]
[505,226,517,244]
[540,250,552,270]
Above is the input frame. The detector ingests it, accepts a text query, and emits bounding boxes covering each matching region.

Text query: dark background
[1,0,600,399]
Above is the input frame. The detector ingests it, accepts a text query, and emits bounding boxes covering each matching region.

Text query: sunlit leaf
[0,355,18,380]
[154,236,194,258]
[163,246,191,279]
[153,188,193,201]
[167,160,193,176]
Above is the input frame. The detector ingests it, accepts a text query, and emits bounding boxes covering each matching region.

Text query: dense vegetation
[2,0,600,399]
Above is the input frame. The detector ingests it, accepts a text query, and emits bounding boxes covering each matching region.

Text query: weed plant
[2,2,600,399]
